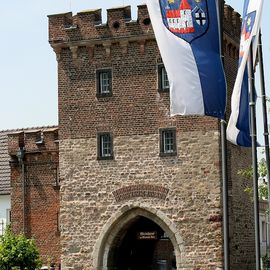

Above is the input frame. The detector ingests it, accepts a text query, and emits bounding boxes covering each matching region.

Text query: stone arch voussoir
[92,203,185,270]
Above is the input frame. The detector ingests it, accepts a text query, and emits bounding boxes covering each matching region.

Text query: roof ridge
[0,125,59,134]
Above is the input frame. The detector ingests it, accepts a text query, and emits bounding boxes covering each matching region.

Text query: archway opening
[108,216,176,270]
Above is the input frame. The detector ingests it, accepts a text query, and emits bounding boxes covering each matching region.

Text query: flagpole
[248,41,261,270]
[258,29,270,254]
[221,120,229,270]
[218,1,230,269]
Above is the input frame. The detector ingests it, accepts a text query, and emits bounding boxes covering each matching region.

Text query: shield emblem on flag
[239,10,256,64]
[159,0,209,43]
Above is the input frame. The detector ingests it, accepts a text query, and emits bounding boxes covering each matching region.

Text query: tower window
[97,133,113,160]
[158,64,169,91]
[160,128,177,156]
[96,69,112,96]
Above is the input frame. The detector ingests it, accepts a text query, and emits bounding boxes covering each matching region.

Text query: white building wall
[0,194,11,235]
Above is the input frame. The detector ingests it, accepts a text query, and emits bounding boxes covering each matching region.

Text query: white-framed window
[98,133,113,159]
[161,67,169,89]
[0,210,11,235]
[160,128,177,156]
[158,64,169,91]
[100,72,110,94]
[96,69,112,96]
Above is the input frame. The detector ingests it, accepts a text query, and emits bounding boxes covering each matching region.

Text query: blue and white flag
[227,0,264,147]
[146,0,226,118]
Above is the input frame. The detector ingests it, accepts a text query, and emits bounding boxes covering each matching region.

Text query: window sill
[159,152,177,157]
[96,93,113,98]
[97,155,114,160]
[158,88,169,93]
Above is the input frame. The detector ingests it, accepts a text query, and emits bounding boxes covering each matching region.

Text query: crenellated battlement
[223,4,241,60]
[223,4,241,41]
[48,3,242,62]
[48,4,154,60]
[8,127,59,157]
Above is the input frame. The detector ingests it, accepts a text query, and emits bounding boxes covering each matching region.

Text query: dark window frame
[158,64,169,92]
[96,69,112,97]
[159,128,177,157]
[56,211,60,233]
[97,132,114,160]
[52,166,60,189]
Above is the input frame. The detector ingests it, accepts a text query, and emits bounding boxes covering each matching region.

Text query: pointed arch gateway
[93,205,185,270]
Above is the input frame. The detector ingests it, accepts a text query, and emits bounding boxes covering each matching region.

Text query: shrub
[0,227,42,270]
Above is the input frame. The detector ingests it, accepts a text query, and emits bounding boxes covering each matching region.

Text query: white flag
[146,0,226,118]
[227,0,264,147]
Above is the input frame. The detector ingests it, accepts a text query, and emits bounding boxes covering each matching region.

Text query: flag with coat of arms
[146,0,226,118]
[227,0,264,147]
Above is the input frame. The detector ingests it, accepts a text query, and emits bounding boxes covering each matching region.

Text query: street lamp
[16,147,25,163]
[16,147,25,164]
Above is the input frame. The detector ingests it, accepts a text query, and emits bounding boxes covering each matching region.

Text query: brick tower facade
[47,4,255,270]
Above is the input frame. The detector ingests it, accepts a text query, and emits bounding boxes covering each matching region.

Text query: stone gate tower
[48,4,255,270]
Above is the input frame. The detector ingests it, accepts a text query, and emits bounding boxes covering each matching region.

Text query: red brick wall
[9,128,60,268]
[48,5,219,141]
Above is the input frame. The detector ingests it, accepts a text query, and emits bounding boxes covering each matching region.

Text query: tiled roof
[0,131,10,195]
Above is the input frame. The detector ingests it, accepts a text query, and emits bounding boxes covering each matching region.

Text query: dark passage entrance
[108,216,176,270]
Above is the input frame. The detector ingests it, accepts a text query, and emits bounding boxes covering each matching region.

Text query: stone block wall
[59,131,223,269]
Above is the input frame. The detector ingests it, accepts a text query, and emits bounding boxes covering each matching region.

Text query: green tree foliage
[259,158,268,179]
[238,158,268,200]
[0,228,42,270]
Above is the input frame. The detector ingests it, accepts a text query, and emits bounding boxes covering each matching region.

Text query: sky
[0,0,269,147]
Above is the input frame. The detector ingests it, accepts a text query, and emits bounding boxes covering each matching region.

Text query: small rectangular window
[97,133,113,159]
[96,69,112,96]
[52,167,60,188]
[158,64,169,91]
[160,128,177,156]
[57,211,60,233]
